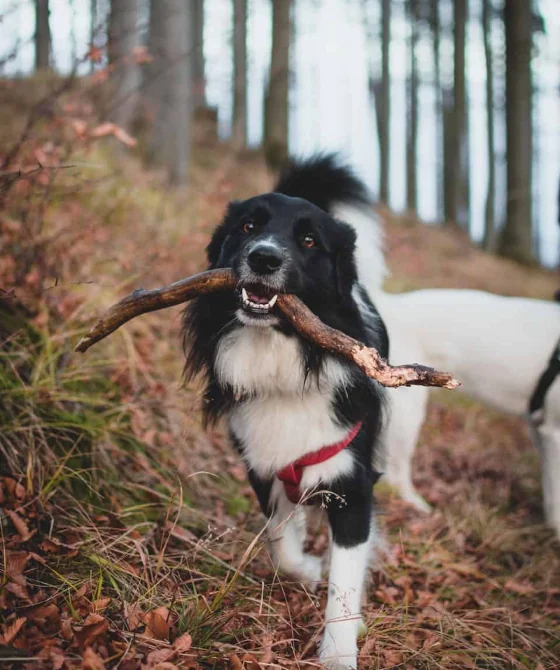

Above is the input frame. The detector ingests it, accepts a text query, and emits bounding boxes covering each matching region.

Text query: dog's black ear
[334,240,358,299]
[206,201,240,268]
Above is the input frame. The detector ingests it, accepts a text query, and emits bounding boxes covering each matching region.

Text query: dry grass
[1,79,559,669]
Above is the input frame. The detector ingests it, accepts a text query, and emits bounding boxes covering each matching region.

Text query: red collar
[276,422,363,504]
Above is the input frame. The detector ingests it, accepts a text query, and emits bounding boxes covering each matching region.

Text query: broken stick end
[75,337,90,353]
[444,379,461,390]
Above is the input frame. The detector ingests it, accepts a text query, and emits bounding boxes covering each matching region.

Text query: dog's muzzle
[235,242,288,321]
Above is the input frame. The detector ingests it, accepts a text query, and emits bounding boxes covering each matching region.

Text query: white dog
[312,169,559,539]
[376,287,560,537]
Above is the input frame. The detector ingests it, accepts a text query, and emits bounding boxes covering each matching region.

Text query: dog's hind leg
[382,386,431,512]
[536,422,560,537]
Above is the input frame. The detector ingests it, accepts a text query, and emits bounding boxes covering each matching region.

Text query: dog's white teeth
[241,288,249,303]
[268,294,278,308]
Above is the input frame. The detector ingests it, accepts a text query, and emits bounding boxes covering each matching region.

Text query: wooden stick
[75,268,460,390]
[75,269,235,353]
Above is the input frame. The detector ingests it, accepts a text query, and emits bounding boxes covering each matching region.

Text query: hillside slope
[1,88,558,667]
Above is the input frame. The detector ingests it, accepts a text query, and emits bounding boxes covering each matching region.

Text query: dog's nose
[247,246,283,275]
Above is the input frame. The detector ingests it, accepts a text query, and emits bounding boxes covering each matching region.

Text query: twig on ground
[75,268,460,390]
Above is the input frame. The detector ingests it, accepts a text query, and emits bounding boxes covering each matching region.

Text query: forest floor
[1,81,559,669]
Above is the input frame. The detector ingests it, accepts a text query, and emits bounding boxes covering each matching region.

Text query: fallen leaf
[73,613,109,648]
[83,647,106,670]
[5,581,30,601]
[145,647,176,668]
[4,551,30,580]
[173,631,192,652]
[143,607,171,640]
[229,655,243,670]
[6,510,32,541]
[124,601,144,631]
[241,653,262,670]
[1,617,26,644]
[38,646,66,670]
[91,597,112,613]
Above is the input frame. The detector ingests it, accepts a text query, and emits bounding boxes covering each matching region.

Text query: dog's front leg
[267,484,323,588]
[319,492,373,670]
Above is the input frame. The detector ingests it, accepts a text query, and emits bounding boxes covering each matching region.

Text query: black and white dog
[182,156,388,669]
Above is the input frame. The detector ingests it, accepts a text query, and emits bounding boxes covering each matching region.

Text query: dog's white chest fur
[215,327,353,477]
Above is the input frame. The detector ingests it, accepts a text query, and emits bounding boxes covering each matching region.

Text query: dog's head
[206,193,358,327]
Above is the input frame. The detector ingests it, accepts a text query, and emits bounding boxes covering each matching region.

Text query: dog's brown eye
[242,221,255,234]
[302,234,316,248]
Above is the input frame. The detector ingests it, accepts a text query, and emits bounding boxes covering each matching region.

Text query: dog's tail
[274,154,387,297]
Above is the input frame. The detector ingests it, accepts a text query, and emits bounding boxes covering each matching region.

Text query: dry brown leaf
[173,632,192,652]
[1,617,26,644]
[73,613,109,648]
[125,601,144,631]
[241,653,262,670]
[4,477,26,499]
[38,646,66,670]
[5,581,30,601]
[91,597,112,613]
[229,654,244,670]
[151,664,179,670]
[4,551,30,580]
[6,510,32,541]
[27,603,60,627]
[83,647,107,670]
[145,646,176,668]
[143,607,171,640]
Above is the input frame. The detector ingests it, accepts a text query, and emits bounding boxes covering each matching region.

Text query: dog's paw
[318,636,358,670]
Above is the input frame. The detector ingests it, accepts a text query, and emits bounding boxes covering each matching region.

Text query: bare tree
[497,0,533,263]
[406,0,419,213]
[149,0,193,185]
[448,0,469,228]
[431,0,442,220]
[443,88,454,224]
[108,0,140,132]
[191,0,206,108]
[482,0,496,249]
[232,0,247,150]
[378,0,391,204]
[34,0,51,71]
[263,0,292,168]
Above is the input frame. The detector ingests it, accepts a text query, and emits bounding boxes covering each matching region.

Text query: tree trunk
[149,0,193,185]
[263,0,292,169]
[232,0,248,150]
[449,0,469,228]
[497,0,533,263]
[443,89,454,224]
[34,0,51,71]
[90,0,97,73]
[482,0,496,250]
[431,0,442,220]
[378,0,391,204]
[191,0,205,108]
[108,0,140,132]
[406,0,418,214]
